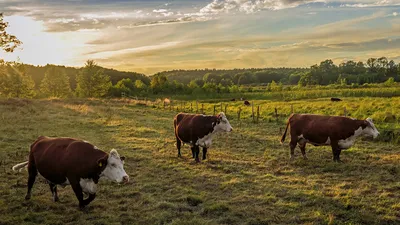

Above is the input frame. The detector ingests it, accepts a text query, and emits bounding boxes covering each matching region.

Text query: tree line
[1,57,400,99]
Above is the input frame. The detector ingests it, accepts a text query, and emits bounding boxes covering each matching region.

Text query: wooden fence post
[163,101,166,110]
[252,102,255,122]
[238,107,242,121]
[190,103,193,112]
[201,104,204,114]
[257,106,260,123]
[224,105,228,115]
[196,101,199,113]
[214,105,216,115]
[220,102,222,113]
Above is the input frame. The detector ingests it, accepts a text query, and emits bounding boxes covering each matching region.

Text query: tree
[75,60,111,97]
[203,73,221,84]
[150,75,169,94]
[40,67,71,97]
[0,13,22,52]
[367,58,378,73]
[0,62,35,98]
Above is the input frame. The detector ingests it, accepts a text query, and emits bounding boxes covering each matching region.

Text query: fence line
[122,94,355,123]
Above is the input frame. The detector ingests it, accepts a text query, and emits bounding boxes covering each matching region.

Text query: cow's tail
[280,119,290,144]
[12,161,28,172]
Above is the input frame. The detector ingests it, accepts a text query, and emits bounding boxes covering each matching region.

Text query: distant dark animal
[12,136,129,209]
[230,98,236,101]
[280,114,379,162]
[174,112,233,162]
[331,97,342,102]
[244,100,251,106]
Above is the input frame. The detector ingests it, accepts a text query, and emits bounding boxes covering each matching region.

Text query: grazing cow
[12,136,129,209]
[174,112,233,162]
[280,114,379,162]
[331,97,342,102]
[244,100,251,106]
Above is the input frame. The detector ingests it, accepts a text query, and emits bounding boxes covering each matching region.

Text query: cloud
[199,0,326,15]
[341,0,400,8]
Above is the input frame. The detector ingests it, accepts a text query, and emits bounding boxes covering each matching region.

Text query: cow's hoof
[289,156,295,161]
[24,194,31,200]
[53,196,59,202]
[302,156,308,160]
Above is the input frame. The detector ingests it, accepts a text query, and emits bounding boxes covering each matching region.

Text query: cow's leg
[83,193,96,206]
[194,146,200,162]
[202,147,208,160]
[331,142,342,162]
[299,142,308,160]
[191,146,196,158]
[48,182,59,202]
[69,177,86,209]
[289,139,297,161]
[336,149,343,162]
[25,162,37,200]
[176,136,182,157]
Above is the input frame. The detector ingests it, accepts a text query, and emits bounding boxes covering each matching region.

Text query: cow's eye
[111,163,116,167]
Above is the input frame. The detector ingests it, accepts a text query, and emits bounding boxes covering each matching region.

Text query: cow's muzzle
[122,175,129,183]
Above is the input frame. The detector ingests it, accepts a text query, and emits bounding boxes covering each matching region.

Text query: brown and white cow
[12,136,129,209]
[280,114,379,162]
[174,112,233,162]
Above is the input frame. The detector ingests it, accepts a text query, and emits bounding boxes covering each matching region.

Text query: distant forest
[0,57,399,98]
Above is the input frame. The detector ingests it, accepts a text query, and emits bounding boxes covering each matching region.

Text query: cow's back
[30,137,107,184]
[174,113,216,144]
[290,114,366,143]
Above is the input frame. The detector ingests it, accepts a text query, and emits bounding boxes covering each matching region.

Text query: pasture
[0,98,399,225]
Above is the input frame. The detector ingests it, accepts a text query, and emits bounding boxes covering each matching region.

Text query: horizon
[0,0,400,75]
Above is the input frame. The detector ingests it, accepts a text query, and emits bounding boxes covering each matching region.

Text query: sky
[0,0,400,75]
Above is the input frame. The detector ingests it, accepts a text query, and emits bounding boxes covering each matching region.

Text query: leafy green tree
[384,77,395,86]
[40,67,71,97]
[386,60,397,77]
[203,73,221,84]
[0,13,22,52]
[288,72,303,85]
[150,75,169,94]
[367,58,378,73]
[188,80,199,89]
[237,72,256,85]
[298,72,317,87]
[0,62,35,98]
[75,60,111,97]
[135,79,147,90]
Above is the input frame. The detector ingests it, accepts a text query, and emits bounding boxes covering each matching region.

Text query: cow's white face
[100,149,129,183]
[364,118,380,139]
[214,112,233,132]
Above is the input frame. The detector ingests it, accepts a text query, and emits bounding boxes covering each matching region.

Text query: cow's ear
[97,155,108,168]
[110,149,120,158]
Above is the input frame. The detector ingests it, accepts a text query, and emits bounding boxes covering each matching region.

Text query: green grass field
[0,98,399,225]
